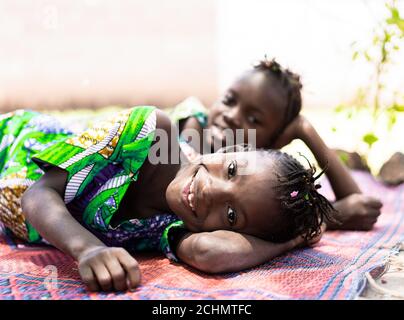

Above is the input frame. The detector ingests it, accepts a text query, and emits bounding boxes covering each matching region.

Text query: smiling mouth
[188,175,196,211]
[182,167,199,216]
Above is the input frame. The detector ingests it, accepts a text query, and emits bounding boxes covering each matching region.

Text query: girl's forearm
[176,231,294,273]
[299,121,361,199]
[21,187,106,260]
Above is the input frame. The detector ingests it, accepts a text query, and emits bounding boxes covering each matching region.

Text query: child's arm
[175,230,307,273]
[272,115,382,230]
[21,167,140,292]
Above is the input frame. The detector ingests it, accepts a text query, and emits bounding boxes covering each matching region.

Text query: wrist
[69,241,106,261]
[296,117,313,143]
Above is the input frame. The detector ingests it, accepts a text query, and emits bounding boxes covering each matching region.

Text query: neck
[148,149,186,215]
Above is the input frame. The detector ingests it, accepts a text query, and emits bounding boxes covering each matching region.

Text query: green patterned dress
[0,106,189,261]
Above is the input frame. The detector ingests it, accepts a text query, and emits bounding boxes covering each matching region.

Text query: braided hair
[253,58,303,147]
[262,149,338,242]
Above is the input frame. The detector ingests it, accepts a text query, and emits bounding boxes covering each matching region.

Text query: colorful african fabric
[168,96,208,130]
[168,96,208,162]
[0,107,185,261]
[0,110,72,240]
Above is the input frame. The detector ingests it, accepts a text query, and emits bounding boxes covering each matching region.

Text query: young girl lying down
[0,107,335,292]
[172,58,383,231]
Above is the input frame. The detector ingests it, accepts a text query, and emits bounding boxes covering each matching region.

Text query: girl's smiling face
[166,151,283,239]
[207,70,287,149]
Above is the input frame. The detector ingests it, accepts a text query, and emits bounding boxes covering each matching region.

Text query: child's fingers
[105,258,127,291]
[283,235,305,251]
[91,263,113,292]
[117,251,141,290]
[364,196,383,209]
[367,208,382,218]
[79,265,100,292]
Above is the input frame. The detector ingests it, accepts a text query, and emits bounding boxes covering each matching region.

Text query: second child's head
[166,148,336,242]
[207,58,302,149]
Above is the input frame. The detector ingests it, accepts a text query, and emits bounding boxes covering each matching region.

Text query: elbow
[191,235,231,274]
[21,186,38,221]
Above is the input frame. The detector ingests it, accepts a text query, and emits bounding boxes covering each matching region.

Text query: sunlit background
[1,0,403,172]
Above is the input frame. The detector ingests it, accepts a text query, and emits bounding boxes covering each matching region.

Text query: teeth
[188,193,194,210]
[188,177,195,211]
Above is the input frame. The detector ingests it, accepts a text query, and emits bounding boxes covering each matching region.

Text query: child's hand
[328,194,382,230]
[271,115,309,149]
[77,246,141,292]
[305,222,327,246]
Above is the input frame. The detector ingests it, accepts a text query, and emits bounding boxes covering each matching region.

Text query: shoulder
[155,108,178,137]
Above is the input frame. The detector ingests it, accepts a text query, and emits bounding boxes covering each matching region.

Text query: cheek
[208,103,225,122]
[201,208,227,232]
[166,180,180,209]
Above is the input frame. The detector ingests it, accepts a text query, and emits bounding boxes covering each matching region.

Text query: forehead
[230,70,286,111]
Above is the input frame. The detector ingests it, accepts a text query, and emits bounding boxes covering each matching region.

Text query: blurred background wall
[0,0,217,110]
[0,0,403,111]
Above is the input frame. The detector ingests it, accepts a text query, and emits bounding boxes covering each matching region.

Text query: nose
[223,107,241,128]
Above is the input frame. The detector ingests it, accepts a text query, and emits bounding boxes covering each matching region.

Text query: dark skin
[182,70,383,231]
[21,109,308,292]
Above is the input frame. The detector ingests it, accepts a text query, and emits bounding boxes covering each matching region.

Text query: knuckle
[97,275,112,287]
[112,247,126,255]
[111,270,126,281]
[360,208,368,216]
[81,275,94,284]
[127,260,139,271]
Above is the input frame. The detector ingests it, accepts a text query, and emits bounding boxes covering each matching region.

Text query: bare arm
[22,167,105,259]
[273,116,360,199]
[176,230,305,273]
[272,115,382,230]
[298,118,361,199]
[21,167,140,291]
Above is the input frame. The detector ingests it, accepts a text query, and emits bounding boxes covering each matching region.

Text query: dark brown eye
[227,160,237,178]
[227,207,237,226]
[247,115,258,124]
[222,93,236,106]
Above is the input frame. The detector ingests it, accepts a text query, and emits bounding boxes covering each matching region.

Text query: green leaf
[331,126,337,133]
[334,104,346,113]
[386,6,404,34]
[392,104,404,112]
[352,51,359,60]
[387,112,397,131]
[363,133,379,148]
[338,152,349,165]
[392,7,400,20]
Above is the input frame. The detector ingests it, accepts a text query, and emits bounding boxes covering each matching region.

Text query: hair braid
[260,149,339,242]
